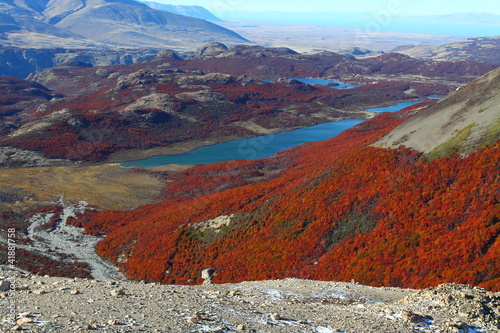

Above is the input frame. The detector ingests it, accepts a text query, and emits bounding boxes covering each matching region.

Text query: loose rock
[110,288,125,296]
[0,280,11,292]
[188,314,201,324]
[33,289,47,295]
[270,313,282,320]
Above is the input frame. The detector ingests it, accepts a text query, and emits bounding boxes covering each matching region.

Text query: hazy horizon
[150,0,500,16]
[148,0,500,37]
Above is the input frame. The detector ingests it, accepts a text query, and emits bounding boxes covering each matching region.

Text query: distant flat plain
[220,20,465,53]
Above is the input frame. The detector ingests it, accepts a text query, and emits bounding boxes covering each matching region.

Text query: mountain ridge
[0,0,249,49]
[393,36,500,65]
[139,1,222,22]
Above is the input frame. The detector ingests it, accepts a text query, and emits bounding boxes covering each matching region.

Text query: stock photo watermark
[4,228,17,324]
[209,0,244,20]
[363,0,403,33]
[337,0,404,50]
[237,133,275,159]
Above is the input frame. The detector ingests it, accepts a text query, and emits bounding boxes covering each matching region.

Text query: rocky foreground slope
[1,268,499,332]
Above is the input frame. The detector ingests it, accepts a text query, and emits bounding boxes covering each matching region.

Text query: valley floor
[218,21,463,53]
[0,270,498,332]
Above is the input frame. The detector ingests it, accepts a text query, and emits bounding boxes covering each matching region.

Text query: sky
[152,0,500,16]
[148,0,500,36]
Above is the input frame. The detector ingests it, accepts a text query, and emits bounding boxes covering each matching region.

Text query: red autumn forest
[72,101,500,291]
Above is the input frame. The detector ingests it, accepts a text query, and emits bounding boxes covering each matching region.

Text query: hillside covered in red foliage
[74,97,500,291]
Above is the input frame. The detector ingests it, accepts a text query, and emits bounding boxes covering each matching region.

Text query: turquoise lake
[121,100,425,168]
[368,100,424,112]
[264,78,360,89]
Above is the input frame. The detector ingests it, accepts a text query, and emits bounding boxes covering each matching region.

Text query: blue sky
[149,0,500,36]
[153,0,500,16]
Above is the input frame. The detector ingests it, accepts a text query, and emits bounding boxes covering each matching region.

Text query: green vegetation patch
[326,209,377,248]
[482,117,500,148]
[428,123,476,161]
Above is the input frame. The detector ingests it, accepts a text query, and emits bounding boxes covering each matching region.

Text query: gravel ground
[1,269,499,333]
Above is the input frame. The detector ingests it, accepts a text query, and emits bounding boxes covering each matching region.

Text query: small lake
[368,100,424,112]
[292,78,361,89]
[121,119,364,167]
[121,100,425,168]
[264,78,361,89]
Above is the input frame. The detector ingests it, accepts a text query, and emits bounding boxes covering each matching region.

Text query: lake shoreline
[111,100,426,168]
[117,119,365,168]
[107,116,374,165]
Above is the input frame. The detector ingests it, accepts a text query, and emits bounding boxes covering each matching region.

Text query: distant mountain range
[139,1,221,22]
[393,36,500,65]
[0,0,248,49]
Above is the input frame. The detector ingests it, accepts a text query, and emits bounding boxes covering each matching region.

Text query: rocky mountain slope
[376,66,500,158]
[139,1,222,22]
[1,269,499,332]
[0,0,248,49]
[162,43,498,83]
[0,46,162,78]
[394,36,500,65]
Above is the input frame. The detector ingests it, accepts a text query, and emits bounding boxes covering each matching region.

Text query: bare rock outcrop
[0,147,72,168]
[402,283,500,330]
[193,42,229,58]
